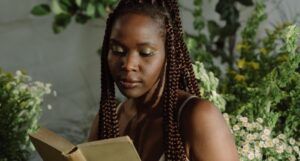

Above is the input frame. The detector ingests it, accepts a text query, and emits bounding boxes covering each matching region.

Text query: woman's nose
[121,52,139,72]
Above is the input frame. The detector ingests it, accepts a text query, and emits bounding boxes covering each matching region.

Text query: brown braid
[164,0,200,96]
[98,0,199,160]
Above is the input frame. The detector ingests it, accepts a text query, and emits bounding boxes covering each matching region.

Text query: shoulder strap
[177,95,198,126]
[116,102,124,113]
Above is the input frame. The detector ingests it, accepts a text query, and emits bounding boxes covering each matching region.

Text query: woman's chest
[119,113,164,161]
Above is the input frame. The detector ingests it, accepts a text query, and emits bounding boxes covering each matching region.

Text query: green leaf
[86,3,96,17]
[51,0,65,14]
[31,4,51,16]
[75,14,90,24]
[57,0,70,13]
[75,0,82,6]
[207,20,220,40]
[52,13,72,34]
[97,3,106,17]
[236,0,253,6]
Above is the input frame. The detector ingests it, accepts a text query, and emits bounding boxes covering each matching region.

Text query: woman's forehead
[110,13,165,46]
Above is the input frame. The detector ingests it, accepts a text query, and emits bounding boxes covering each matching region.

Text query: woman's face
[108,13,166,98]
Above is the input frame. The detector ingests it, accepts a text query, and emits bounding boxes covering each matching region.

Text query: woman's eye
[111,45,125,55]
[140,48,154,56]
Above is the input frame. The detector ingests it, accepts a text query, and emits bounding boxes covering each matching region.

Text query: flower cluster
[223,113,300,161]
[0,69,54,160]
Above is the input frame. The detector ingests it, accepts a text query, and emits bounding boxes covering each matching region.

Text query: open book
[29,127,141,161]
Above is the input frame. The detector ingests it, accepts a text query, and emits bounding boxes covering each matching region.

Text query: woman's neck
[129,70,165,116]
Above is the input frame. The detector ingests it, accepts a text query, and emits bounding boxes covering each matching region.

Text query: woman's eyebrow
[109,39,124,47]
[110,39,158,49]
[137,42,157,47]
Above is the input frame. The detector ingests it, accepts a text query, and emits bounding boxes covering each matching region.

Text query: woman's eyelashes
[111,44,126,55]
[110,44,156,57]
[140,48,155,56]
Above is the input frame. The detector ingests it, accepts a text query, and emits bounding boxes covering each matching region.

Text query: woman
[88,0,239,161]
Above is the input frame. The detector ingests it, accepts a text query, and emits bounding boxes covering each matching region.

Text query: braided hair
[98,0,200,160]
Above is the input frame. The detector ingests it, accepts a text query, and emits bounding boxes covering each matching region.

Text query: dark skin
[88,13,239,161]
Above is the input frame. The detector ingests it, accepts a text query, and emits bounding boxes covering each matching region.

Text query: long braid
[98,11,119,139]
[163,18,186,161]
[164,0,200,96]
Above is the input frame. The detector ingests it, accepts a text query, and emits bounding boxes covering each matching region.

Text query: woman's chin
[119,88,143,98]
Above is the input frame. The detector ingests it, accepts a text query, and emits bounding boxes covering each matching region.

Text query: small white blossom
[47,104,52,110]
[262,134,269,141]
[276,145,284,154]
[263,128,271,136]
[53,90,57,97]
[288,155,296,161]
[272,138,280,145]
[258,141,265,148]
[289,138,296,145]
[278,134,286,140]
[247,151,255,160]
[265,139,274,147]
[233,125,240,131]
[239,116,248,123]
[256,117,263,124]
[255,151,262,159]
[287,146,293,153]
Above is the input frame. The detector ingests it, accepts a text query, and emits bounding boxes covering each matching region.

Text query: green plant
[31,0,118,33]
[0,69,52,161]
[191,0,300,160]
[223,113,300,161]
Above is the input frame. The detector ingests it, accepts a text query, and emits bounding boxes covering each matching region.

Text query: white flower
[278,134,286,140]
[259,141,265,148]
[239,117,248,123]
[255,151,262,159]
[288,156,296,161]
[289,138,296,145]
[287,146,293,153]
[265,139,274,147]
[16,70,22,75]
[19,84,28,90]
[272,138,280,145]
[256,124,263,130]
[261,134,269,141]
[242,144,250,154]
[47,104,52,110]
[239,129,246,136]
[243,122,250,128]
[293,146,299,153]
[233,125,240,131]
[246,134,255,141]
[53,90,57,97]
[256,117,263,124]
[247,151,255,160]
[263,128,271,136]
[276,145,284,154]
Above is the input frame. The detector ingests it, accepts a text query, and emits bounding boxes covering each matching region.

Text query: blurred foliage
[0,70,52,161]
[31,0,118,33]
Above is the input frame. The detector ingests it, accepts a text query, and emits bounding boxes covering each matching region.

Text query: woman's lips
[119,80,140,89]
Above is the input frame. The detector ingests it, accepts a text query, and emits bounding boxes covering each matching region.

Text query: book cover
[29,127,141,161]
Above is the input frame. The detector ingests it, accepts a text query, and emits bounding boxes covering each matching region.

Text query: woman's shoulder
[177,89,222,127]
[177,90,239,160]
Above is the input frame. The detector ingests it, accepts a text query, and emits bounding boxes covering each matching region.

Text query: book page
[77,136,141,161]
[29,128,76,161]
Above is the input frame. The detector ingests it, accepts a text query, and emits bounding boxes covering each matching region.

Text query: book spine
[65,149,87,161]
